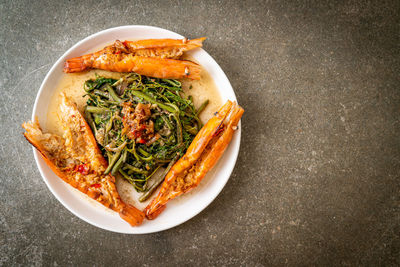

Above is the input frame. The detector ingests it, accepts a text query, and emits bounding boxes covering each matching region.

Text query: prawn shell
[168,100,233,174]
[185,104,244,193]
[63,37,206,79]
[144,101,244,219]
[123,37,206,50]
[22,95,145,226]
[23,124,73,187]
[63,46,113,73]
[59,94,108,168]
[92,54,201,80]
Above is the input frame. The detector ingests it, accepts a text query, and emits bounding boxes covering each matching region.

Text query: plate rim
[31,25,241,234]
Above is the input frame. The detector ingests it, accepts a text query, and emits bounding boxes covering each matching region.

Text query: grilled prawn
[144,101,244,219]
[122,37,206,58]
[63,38,205,79]
[22,94,145,226]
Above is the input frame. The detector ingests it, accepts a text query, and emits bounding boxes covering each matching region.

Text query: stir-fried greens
[83,73,208,201]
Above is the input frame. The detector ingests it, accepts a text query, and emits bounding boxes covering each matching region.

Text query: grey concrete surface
[1,0,399,265]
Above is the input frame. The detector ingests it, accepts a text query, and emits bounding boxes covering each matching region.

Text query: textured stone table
[1,1,399,265]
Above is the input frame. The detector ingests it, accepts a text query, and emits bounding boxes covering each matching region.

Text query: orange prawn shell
[22,97,145,226]
[168,101,233,174]
[144,101,244,219]
[24,129,73,187]
[92,54,201,80]
[187,104,244,191]
[124,37,206,49]
[63,37,205,79]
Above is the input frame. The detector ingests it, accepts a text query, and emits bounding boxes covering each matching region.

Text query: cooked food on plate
[23,37,243,227]
[82,73,207,199]
[64,38,205,79]
[144,101,244,219]
[120,37,206,58]
[23,94,144,226]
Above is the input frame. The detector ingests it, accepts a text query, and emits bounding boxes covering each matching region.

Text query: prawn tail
[63,54,93,73]
[143,202,167,220]
[119,203,145,226]
[187,37,207,48]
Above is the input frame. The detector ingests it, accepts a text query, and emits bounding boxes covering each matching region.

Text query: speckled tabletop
[1,0,399,266]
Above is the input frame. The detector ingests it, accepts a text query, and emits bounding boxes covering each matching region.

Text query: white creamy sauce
[46,67,222,209]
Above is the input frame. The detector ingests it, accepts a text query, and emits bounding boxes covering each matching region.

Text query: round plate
[32,25,241,234]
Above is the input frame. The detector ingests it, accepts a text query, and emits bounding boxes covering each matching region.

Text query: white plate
[32,25,241,234]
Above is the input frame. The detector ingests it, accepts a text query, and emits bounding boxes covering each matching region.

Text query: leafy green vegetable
[84,73,208,200]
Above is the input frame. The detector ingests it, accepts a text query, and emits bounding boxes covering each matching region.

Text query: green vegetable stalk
[84,73,208,199]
